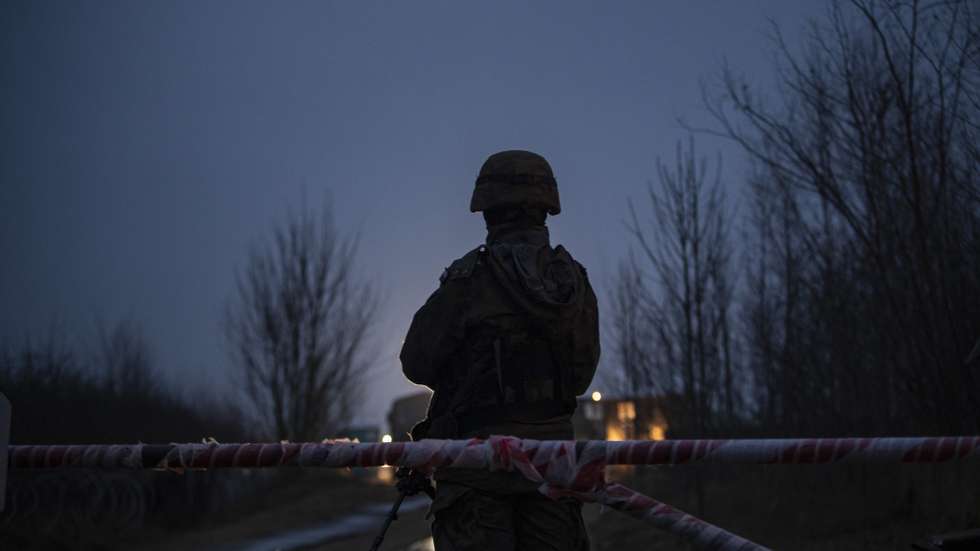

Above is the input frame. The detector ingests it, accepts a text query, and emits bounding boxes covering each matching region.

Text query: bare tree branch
[224,199,377,441]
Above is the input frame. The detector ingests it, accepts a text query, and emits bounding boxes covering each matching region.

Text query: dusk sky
[2,1,822,430]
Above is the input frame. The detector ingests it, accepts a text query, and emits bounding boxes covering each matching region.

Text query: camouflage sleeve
[399,279,467,388]
[571,266,600,395]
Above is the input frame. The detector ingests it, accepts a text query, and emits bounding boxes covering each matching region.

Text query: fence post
[0,392,9,512]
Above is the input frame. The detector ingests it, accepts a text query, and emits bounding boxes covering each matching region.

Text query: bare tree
[605,256,659,398]
[95,319,156,397]
[705,0,980,433]
[225,201,377,441]
[618,139,737,436]
[611,140,737,517]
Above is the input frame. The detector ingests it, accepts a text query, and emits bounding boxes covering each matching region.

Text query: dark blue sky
[1,1,820,429]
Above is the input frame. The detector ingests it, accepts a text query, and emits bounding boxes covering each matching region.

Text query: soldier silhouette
[400,150,600,550]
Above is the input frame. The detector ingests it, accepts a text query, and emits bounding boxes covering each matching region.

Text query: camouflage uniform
[400,151,600,551]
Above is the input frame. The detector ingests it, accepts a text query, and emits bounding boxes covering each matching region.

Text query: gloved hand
[395,466,435,499]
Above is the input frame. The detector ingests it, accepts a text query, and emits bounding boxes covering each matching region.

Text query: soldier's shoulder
[553,244,590,276]
[439,245,488,285]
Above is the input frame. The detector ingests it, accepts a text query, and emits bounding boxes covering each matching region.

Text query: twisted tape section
[11,444,144,470]
[485,436,769,551]
[601,483,769,551]
[599,436,980,465]
[10,437,980,470]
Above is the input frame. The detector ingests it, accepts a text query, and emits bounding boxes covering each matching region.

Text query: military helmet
[470,150,561,215]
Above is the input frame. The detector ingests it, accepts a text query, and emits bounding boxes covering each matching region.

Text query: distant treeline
[0,321,257,550]
[0,320,246,445]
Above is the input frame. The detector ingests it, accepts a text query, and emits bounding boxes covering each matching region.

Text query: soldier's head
[470,150,560,227]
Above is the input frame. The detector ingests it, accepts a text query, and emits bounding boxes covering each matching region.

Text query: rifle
[368,466,435,551]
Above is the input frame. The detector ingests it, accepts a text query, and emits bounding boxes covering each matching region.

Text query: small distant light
[381,434,393,443]
[591,391,602,402]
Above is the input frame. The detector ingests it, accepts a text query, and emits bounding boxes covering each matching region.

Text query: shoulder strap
[440,245,486,285]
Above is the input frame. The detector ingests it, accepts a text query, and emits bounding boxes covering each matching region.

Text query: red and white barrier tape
[11,436,980,550]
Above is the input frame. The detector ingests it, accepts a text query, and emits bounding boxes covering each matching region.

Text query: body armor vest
[430,227,587,437]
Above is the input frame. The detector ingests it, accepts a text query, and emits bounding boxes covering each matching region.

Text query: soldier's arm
[399,280,466,388]
[571,268,601,395]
